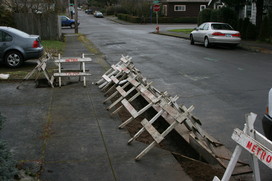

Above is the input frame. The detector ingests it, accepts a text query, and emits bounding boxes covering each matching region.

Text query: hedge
[116,13,197,24]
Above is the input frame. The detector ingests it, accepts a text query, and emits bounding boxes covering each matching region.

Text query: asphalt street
[71,11,272,180]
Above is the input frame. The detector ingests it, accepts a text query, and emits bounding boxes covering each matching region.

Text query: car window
[8,28,29,38]
[211,24,233,30]
[203,24,209,30]
[198,23,206,30]
[0,31,13,42]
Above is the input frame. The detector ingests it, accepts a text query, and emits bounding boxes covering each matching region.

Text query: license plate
[226,34,232,37]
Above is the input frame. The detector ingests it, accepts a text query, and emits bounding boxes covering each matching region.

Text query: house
[161,0,210,18]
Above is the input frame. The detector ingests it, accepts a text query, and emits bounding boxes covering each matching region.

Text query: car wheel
[204,37,210,48]
[70,23,75,29]
[4,51,24,68]
[190,35,195,45]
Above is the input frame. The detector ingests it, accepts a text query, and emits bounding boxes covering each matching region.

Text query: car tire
[4,51,24,68]
[204,37,210,48]
[190,35,195,45]
[70,23,75,29]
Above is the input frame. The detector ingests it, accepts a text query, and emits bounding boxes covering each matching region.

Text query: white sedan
[190,22,241,48]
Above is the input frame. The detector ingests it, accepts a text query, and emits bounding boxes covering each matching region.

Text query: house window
[174,5,186,11]
[200,5,206,11]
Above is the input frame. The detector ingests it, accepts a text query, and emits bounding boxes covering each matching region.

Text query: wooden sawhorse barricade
[53,54,92,87]
[97,55,253,177]
[17,54,54,89]
[102,69,196,160]
[213,112,272,181]
[95,55,136,92]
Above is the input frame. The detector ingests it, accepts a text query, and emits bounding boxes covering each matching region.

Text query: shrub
[259,15,271,41]
[246,22,257,40]
[210,9,219,22]
[198,8,212,25]
[106,6,115,16]
[240,18,250,39]
[114,6,128,15]
[0,5,15,26]
[217,7,237,28]
[116,13,197,24]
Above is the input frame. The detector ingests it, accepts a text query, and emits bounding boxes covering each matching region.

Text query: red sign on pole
[153,4,160,12]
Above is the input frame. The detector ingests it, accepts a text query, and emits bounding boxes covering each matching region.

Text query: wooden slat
[128,77,140,87]
[55,57,92,63]
[102,75,111,82]
[111,76,119,84]
[54,72,91,77]
[116,86,127,97]
[139,86,159,103]
[141,118,164,143]
[121,99,138,118]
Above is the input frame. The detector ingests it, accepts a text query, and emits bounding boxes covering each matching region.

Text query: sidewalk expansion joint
[87,90,117,181]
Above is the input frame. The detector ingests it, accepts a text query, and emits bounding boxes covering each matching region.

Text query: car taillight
[232,33,241,37]
[32,40,39,48]
[266,106,269,114]
[212,32,225,36]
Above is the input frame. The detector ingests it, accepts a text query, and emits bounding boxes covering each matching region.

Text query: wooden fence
[14,13,61,40]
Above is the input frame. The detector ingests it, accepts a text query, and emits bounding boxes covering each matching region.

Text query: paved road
[75,11,272,180]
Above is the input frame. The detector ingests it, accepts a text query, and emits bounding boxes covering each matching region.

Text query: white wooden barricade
[134,104,194,160]
[117,81,162,129]
[127,95,179,144]
[53,54,92,87]
[213,112,272,181]
[95,55,132,85]
[96,56,133,91]
[103,73,143,110]
[101,63,136,93]
[17,54,54,89]
[101,68,198,160]
[97,56,253,174]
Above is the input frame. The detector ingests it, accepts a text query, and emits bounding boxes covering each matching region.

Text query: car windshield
[211,24,233,30]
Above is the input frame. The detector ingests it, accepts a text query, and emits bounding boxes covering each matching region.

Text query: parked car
[262,88,272,141]
[85,9,93,14]
[0,26,44,68]
[190,22,241,48]
[61,16,80,28]
[94,11,104,18]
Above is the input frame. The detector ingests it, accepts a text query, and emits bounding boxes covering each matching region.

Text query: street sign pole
[156,11,159,33]
[153,1,160,33]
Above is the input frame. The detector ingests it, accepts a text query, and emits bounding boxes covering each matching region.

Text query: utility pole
[68,0,70,17]
[74,0,78,33]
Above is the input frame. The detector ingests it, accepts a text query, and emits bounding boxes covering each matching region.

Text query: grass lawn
[168,29,193,34]
[42,40,65,56]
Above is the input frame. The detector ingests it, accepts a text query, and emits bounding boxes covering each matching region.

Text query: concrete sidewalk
[0,34,192,181]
